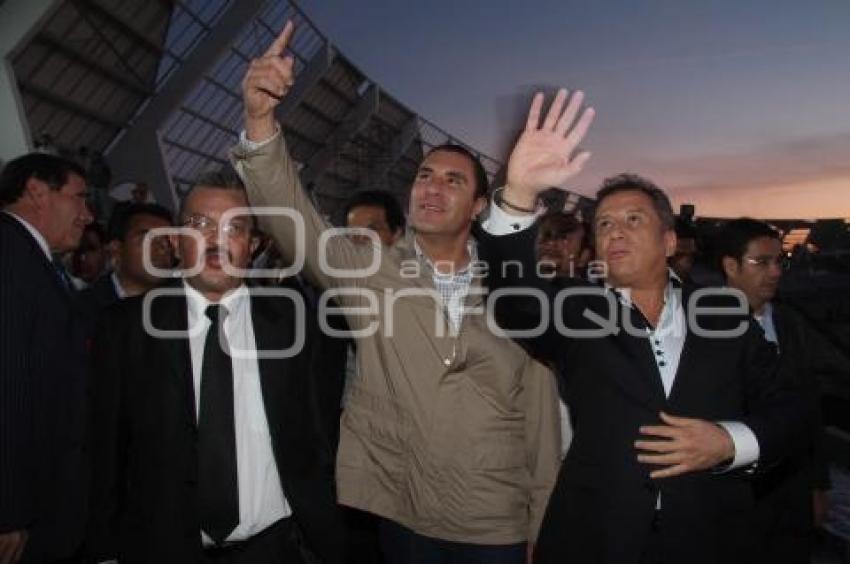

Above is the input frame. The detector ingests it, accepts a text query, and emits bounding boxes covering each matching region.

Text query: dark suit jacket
[0,212,90,562]
[79,273,120,315]
[753,302,850,551]
[78,273,121,341]
[87,282,346,564]
[478,226,812,564]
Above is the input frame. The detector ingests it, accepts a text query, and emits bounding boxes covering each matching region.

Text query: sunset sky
[302,0,850,219]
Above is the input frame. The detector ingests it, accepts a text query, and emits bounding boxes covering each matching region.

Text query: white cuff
[716,421,760,472]
[239,125,281,151]
[481,197,540,236]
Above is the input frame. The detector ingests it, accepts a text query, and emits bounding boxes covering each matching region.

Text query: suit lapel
[251,295,297,452]
[609,300,667,410]
[1,213,73,303]
[152,285,197,428]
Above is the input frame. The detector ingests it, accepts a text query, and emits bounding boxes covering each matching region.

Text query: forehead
[59,172,87,194]
[183,186,249,216]
[420,150,475,175]
[596,190,657,217]
[746,235,781,255]
[347,204,387,223]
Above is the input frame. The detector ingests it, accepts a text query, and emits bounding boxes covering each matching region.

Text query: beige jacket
[232,133,560,544]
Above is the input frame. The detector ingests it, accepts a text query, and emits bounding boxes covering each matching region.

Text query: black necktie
[198,304,239,544]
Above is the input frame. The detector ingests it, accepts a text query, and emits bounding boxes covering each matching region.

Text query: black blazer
[87,282,346,564]
[478,226,812,564]
[79,273,120,315]
[753,303,850,544]
[0,213,90,562]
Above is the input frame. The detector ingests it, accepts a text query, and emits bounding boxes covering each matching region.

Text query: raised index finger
[263,20,295,58]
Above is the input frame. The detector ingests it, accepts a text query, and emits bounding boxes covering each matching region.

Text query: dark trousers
[377,518,526,564]
[202,518,304,564]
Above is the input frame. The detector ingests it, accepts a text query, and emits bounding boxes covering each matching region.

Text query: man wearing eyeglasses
[88,172,345,564]
[719,217,850,564]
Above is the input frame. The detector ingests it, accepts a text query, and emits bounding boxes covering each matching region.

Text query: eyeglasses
[182,215,250,238]
[743,255,790,270]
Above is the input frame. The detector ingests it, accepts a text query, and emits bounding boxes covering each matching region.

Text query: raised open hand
[504,89,595,210]
[242,20,295,140]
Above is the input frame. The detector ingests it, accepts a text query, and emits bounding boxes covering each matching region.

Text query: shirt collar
[4,211,51,261]
[606,268,682,310]
[111,272,127,299]
[183,280,249,322]
[412,237,478,278]
[754,301,774,322]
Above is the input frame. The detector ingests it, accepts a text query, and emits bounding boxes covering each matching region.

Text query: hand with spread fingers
[242,20,296,141]
[635,411,736,479]
[504,89,596,212]
[0,530,27,564]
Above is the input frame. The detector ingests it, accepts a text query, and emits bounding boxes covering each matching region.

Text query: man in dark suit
[719,217,850,563]
[88,172,345,564]
[79,202,174,318]
[0,153,93,563]
[478,89,812,564]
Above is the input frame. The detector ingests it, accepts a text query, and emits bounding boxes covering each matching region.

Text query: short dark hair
[107,202,173,242]
[425,144,489,199]
[593,173,675,232]
[538,211,582,237]
[716,218,781,266]
[0,152,87,206]
[342,189,406,233]
[177,170,258,232]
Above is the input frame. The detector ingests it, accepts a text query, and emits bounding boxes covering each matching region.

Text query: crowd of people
[2,20,849,564]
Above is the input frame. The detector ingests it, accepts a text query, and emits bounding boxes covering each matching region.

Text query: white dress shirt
[754,302,779,349]
[183,282,291,545]
[482,199,760,471]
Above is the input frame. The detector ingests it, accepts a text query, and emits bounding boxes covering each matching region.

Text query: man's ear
[23,177,50,208]
[107,240,121,269]
[721,256,739,280]
[472,195,487,219]
[390,228,403,245]
[663,230,677,258]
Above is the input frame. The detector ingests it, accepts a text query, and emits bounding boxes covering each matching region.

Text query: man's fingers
[525,92,544,131]
[554,90,584,136]
[568,150,592,175]
[650,463,690,479]
[563,106,595,150]
[249,75,287,99]
[659,411,694,427]
[542,88,568,131]
[266,55,295,84]
[635,439,679,453]
[263,20,295,58]
[639,424,682,439]
[638,452,685,466]
[0,539,13,564]
[12,532,25,563]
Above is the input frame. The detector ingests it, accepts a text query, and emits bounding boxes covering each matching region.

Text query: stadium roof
[10,0,507,215]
